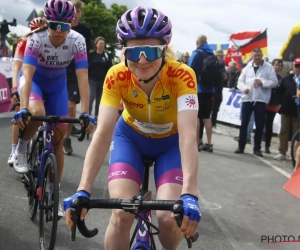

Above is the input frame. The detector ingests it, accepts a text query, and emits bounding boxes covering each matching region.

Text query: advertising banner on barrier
[0,60,13,113]
[217,88,242,125]
[217,88,281,134]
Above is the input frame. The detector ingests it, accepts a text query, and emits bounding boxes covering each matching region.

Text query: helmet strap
[139,58,165,84]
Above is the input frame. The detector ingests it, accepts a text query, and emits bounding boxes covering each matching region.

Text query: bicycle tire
[27,134,39,220]
[291,129,300,168]
[39,153,59,250]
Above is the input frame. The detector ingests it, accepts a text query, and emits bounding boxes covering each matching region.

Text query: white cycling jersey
[23,29,87,78]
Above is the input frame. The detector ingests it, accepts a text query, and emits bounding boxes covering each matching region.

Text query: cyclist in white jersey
[12,0,94,216]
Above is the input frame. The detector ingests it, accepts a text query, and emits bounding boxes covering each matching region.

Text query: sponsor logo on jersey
[166,66,196,89]
[105,75,115,90]
[185,95,197,109]
[123,99,145,108]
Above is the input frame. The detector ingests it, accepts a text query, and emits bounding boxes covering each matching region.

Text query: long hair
[165,44,177,61]
[23,24,48,38]
[92,36,106,52]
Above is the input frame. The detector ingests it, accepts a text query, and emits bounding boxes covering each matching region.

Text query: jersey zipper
[147,97,152,137]
[133,82,158,137]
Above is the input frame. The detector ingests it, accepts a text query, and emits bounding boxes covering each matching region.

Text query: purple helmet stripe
[116,6,172,45]
[44,0,75,22]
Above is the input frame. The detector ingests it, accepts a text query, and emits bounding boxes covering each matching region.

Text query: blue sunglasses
[48,21,71,32]
[123,45,166,62]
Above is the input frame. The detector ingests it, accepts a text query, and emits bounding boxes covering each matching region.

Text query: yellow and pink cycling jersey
[101,60,198,138]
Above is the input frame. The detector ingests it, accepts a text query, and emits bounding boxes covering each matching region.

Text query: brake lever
[173,201,198,248]
[18,115,28,139]
[71,209,78,241]
[77,117,88,142]
[173,212,192,248]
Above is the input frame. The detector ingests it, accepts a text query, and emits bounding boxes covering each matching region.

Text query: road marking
[244,147,292,178]
[199,198,222,210]
[13,196,27,200]
[255,157,291,178]
[200,191,241,250]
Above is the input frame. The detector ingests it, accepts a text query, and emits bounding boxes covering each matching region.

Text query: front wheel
[27,134,39,220]
[39,153,59,250]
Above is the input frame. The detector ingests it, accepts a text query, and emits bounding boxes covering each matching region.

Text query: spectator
[88,36,112,123]
[211,49,228,134]
[178,52,190,64]
[188,35,215,152]
[230,61,254,144]
[63,0,92,155]
[274,58,300,160]
[235,48,278,156]
[264,59,283,153]
[226,61,240,89]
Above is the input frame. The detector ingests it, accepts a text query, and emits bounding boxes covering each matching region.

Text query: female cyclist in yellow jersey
[64,6,201,250]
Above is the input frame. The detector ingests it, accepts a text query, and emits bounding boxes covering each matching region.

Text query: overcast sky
[1,0,299,59]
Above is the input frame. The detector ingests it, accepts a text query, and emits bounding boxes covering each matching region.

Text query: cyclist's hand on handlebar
[63,190,90,229]
[179,194,201,238]
[10,91,19,105]
[79,112,95,134]
[11,108,31,130]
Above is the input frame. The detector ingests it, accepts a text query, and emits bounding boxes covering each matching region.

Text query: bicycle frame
[131,199,154,250]
[33,122,55,207]
[130,160,156,250]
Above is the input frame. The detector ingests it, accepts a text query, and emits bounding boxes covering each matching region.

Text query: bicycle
[291,129,300,168]
[290,97,300,168]
[70,157,199,250]
[21,115,89,250]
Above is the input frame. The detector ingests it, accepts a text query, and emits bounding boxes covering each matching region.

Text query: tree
[39,10,44,17]
[110,3,128,20]
[6,33,23,45]
[80,0,128,59]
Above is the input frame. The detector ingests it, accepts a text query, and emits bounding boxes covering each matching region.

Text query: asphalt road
[0,113,300,250]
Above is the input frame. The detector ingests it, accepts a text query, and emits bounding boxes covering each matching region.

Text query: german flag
[238,29,268,63]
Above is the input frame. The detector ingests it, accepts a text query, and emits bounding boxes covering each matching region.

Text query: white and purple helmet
[44,0,75,22]
[116,6,172,45]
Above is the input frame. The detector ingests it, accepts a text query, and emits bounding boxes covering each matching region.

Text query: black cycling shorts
[197,93,214,119]
[67,79,80,104]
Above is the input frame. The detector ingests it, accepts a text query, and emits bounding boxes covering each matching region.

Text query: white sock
[16,139,29,153]
[11,144,17,154]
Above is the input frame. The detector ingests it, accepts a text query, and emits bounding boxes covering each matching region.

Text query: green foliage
[39,10,44,17]
[6,33,23,44]
[80,0,128,59]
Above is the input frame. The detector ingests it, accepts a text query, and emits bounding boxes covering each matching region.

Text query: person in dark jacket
[188,35,215,153]
[63,0,92,155]
[264,59,283,153]
[226,61,241,89]
[274,58,300,160]
[211,49,228,134]
[88,36,112,123]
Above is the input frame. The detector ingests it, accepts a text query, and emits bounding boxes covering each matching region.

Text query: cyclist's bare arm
[11,60,22,105]
[20,64,36,109]
[75,68,89,114]
[177,109,199,197]
[77,105,119,193]
[12,60,22,90]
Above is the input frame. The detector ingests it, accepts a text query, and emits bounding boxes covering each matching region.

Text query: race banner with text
[217,88,281,134]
